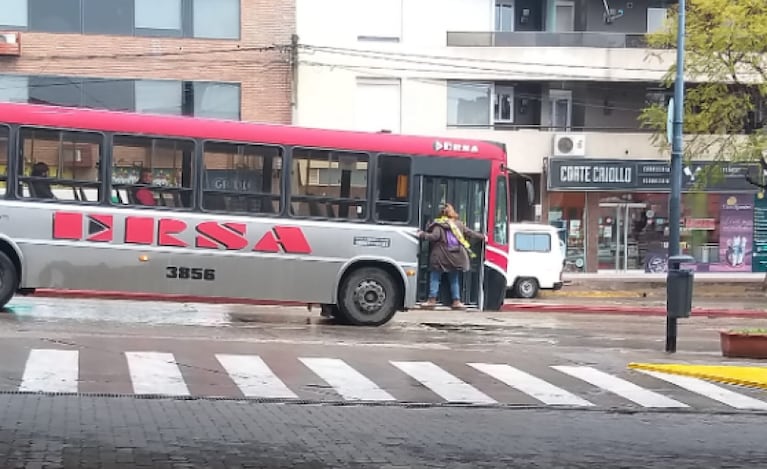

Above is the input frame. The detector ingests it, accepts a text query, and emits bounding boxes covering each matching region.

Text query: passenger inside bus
[28,162,56,199]
[132,169,156,206]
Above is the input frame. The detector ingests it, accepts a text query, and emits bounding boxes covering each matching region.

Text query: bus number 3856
[166,266,216,281]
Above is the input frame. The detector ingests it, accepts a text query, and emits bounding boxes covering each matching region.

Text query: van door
[416,176,487,309]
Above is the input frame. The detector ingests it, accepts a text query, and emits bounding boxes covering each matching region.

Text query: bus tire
[338,267,399,326]
[0,251,18,310]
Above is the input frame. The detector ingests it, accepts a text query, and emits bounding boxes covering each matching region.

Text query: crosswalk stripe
[552,365,688,408]
[216,354,298,399]
[300,358,395,401]
[635,369,767,410]
[468,363,594,407]
[391,361,497,404]
[19,349,79,393]
[125,352,190,396]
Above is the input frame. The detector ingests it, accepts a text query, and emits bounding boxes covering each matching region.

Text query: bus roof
[0,102,507,161]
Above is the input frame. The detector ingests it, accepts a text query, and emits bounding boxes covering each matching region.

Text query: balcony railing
[447,31,650,48]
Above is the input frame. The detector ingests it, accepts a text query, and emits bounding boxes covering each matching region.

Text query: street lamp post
[666,0,686,353]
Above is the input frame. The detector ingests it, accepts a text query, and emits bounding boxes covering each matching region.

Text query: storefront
[542,157,763,274]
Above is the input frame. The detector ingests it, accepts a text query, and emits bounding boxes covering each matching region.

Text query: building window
[375,155,410,223]
[29,0,81,33]
[135,0,181,35]
[18,128,103,203]
[515,232,551,252]
[0,0,28,28]
[0,75,29,103]
[202,141,282,214]
[82,78,135,111]
[291,149,369,220]
[193,0,239,39]
[494,85,514,123]
[5,0,240,38]
[111,135,194,208]
[193,82,240,120]
[356,0,401,42]
[135,80,183,115]
[447,82,492,127]
[495,1,514,32]
[84,0,134,35]
[355,78,401,133]
[28,76,82,107]
[549,89,572,131]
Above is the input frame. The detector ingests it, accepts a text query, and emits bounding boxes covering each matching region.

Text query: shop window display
[547,192,585,272]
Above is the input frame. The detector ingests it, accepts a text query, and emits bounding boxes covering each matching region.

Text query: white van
[505,223,565,298]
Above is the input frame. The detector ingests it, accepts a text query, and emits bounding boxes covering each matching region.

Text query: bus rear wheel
[338,267,399,326]
[0,251,18,310]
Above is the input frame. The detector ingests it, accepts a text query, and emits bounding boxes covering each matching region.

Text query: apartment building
[295,0,764,275]
[0,0,294,122]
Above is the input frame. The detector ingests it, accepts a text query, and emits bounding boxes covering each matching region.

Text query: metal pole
[666,0,686,353]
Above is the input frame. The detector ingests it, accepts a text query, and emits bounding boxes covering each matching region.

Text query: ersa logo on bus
[51,211,313,254]
[433,140,480,153]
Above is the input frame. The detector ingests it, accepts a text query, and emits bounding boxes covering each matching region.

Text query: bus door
[416,176,487,309]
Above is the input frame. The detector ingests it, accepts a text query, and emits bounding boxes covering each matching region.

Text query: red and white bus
[0,102,517,326]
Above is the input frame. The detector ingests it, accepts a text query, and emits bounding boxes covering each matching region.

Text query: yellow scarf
[434,216,476,258]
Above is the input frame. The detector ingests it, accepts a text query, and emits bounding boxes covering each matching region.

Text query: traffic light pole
[666,0,686,353]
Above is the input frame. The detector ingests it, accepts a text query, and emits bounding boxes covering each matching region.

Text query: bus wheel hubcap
[354,280,385,314]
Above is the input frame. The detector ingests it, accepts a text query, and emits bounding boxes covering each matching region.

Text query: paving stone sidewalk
[0,393,766,468]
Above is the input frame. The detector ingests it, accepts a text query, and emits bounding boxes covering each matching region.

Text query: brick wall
[0,0,295,124]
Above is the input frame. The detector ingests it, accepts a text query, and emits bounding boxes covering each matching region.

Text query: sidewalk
[1,393,764,468]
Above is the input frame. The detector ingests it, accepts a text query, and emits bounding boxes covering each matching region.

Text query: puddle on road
[3,297,234,327]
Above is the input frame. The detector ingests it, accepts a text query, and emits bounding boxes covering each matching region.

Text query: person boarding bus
[418,203,486,310]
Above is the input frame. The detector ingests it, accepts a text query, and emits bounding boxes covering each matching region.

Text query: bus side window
[17,128,102,203]
[201,141,282,215]
[111,135,194,209]
[375,154,411,223]
[0,125,7,198]
[291,148,369,220]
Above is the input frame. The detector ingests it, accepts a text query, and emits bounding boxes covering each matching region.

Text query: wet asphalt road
[0,296,766,468]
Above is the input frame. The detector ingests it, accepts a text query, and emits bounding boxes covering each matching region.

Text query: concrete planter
[720,330,767,359]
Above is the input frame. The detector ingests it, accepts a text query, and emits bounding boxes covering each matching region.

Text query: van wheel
[339,267,400,326]
[515,277,539,299]
[0,252,18,310]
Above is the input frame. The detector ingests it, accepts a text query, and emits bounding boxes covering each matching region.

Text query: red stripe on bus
[273,226,312,254]
[253,231,280,253]
[194,221,249,250]
[52,212,83,240]
[124,216,154,245]
[485,249,508,270]
[157,218,187,247]
[86,214,114,242]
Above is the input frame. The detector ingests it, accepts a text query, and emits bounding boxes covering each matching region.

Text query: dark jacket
[421,219,483,272]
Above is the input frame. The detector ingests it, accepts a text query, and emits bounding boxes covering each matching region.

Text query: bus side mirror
[525,180,535,206]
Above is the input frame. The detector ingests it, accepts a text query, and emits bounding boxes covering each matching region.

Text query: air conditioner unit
[552,133,586,157]
[0,32,21,56]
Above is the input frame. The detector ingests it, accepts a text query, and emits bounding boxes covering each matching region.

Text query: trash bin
[666,255,695,318]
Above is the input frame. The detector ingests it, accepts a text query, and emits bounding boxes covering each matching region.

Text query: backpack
[444,226,461,252]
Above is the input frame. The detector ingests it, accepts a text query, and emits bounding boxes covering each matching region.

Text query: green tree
[640,0,767,184]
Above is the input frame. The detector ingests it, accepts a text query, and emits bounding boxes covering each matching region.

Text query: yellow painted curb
[628,363,767,390]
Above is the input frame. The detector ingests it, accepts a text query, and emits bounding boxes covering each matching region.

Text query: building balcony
[447,31,649,49]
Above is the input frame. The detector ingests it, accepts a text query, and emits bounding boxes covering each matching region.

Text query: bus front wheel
[0,251,18,310]
[338,267,400,326]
